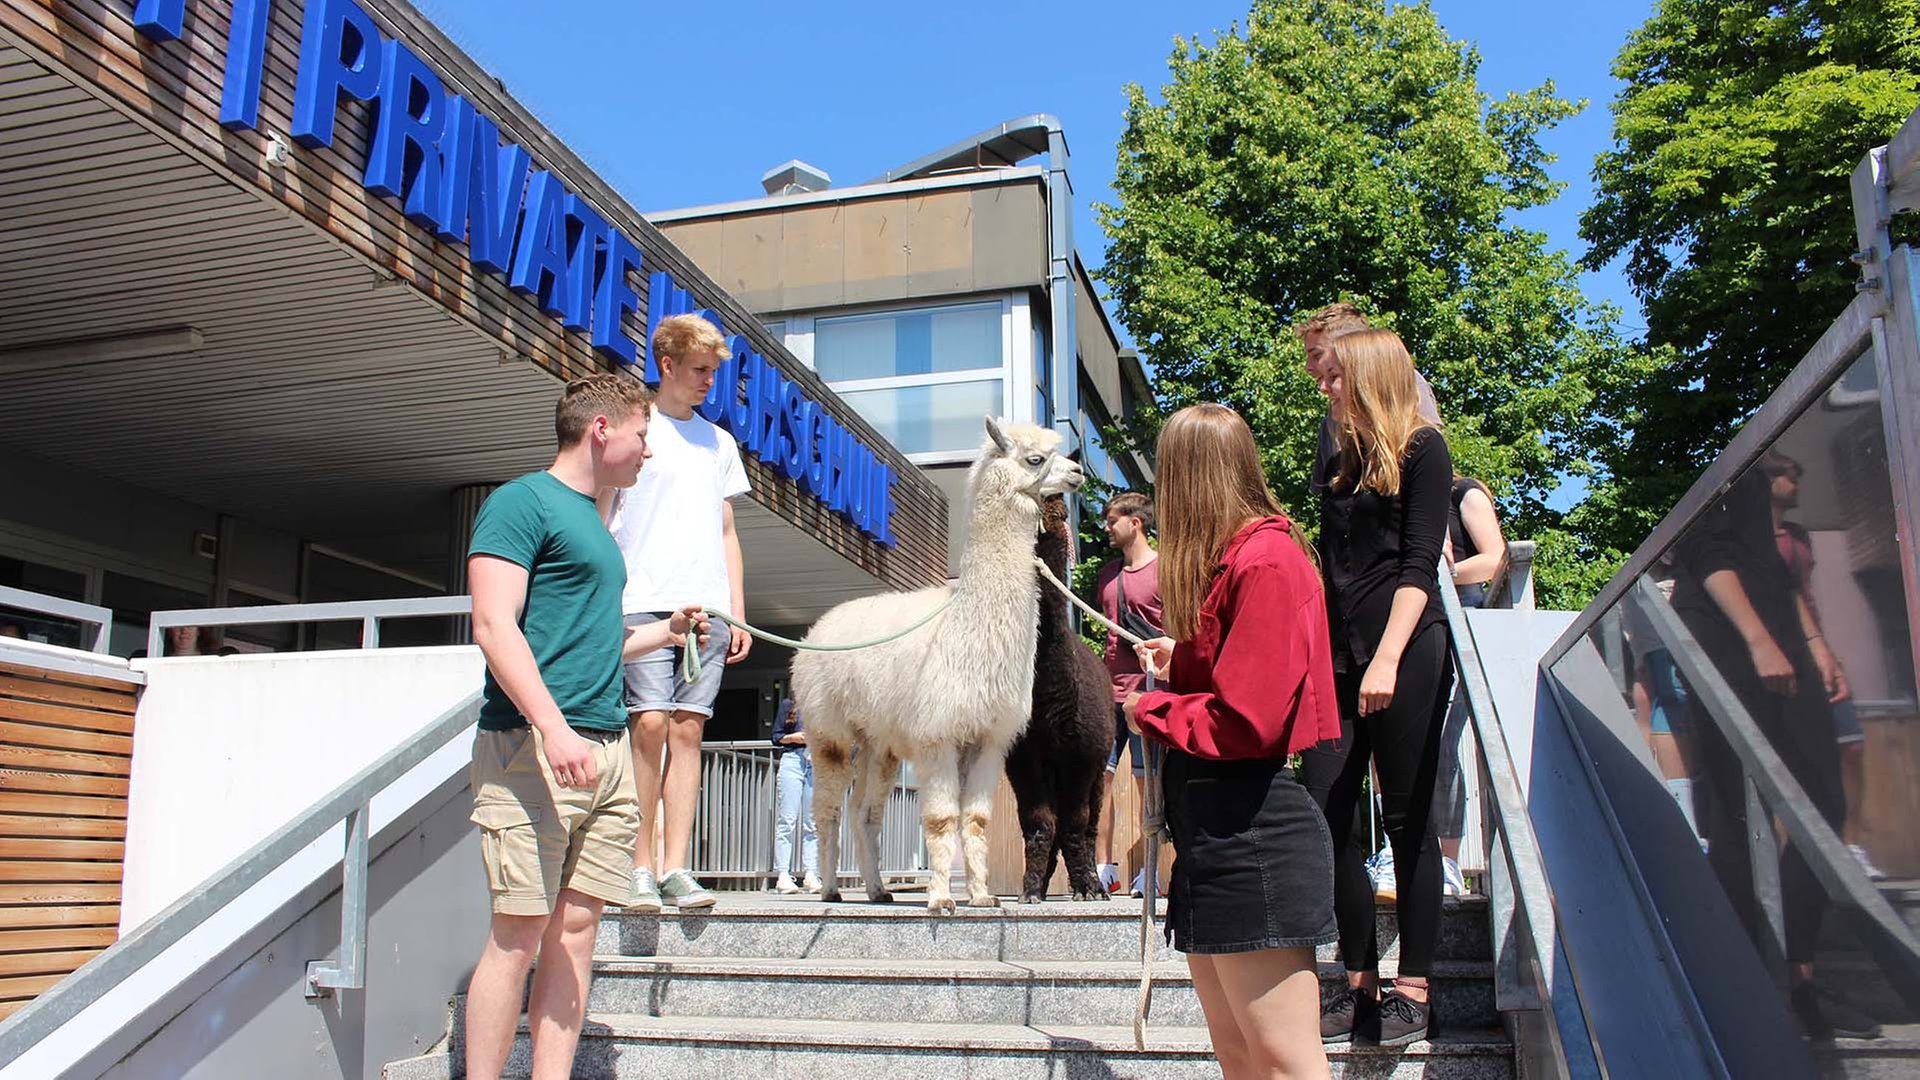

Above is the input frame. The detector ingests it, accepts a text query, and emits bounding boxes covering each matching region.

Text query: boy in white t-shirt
[602,313,752,911]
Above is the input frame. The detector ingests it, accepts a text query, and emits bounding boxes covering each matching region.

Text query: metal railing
[1439,544,1602,1077]
[0,691,483,1062]
[0,584,113,653]
[145,595,471,658]
[691,740,927,885]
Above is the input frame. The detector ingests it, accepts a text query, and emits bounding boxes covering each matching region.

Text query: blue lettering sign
[219,0,273,129]
[366,39,449,231]
[133,0,185,42]
[509,171,572,317]
[290,0,383,148]
[592,231,644,366]
[562,195,610,333]
[134,2,892,541]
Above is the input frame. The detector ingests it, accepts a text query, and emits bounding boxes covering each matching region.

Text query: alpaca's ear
[984,416,1012,454]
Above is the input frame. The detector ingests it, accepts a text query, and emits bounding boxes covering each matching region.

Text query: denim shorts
[1163,749,1338,955]
[622,611,730,718]
[1107,706,1146,776]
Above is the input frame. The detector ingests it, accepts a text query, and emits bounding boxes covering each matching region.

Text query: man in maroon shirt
[1093,492,1164,896]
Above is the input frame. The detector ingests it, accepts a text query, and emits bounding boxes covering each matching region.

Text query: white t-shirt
[608,407,751,614]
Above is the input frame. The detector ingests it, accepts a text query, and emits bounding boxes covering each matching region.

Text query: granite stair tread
[559,1011,1512,1053]
[589,953,1494,981]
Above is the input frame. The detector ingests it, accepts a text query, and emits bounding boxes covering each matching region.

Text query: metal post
[306,802,370,997]
[361,615,379,649]
[1744,775,1787,978]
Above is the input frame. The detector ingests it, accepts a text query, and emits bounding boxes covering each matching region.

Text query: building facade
[0,0,949,736]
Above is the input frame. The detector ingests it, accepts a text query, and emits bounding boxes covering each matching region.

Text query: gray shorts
[623,611,730,718]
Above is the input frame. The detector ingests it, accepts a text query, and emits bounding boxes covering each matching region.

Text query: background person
[769,697,821,894]
[1093,491,1161,897]
[1126,402,1342,1080]
[604,313,753,913]
[1302,328,1455,1048]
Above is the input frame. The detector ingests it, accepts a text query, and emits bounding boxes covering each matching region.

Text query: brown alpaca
[1004,495,1119,903]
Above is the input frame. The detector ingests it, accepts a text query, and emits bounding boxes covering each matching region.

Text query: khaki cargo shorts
[470,726,639,916]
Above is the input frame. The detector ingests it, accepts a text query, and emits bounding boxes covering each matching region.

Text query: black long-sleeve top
[1315,425,1453,670]
[1670,467,1804,663]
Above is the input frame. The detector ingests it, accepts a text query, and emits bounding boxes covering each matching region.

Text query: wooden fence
[0,661,136,1020]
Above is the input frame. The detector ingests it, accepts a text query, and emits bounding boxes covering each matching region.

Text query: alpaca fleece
[1005,494,1117,902]
[791,419,1085,913]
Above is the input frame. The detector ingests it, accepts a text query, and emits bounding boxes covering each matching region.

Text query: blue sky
[414,0,1655,334]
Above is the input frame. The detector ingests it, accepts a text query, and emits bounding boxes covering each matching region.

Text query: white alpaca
[792,417,1084,912]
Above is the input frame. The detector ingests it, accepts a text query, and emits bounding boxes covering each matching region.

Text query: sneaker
[658,868,717,910]
[1371,988,1430,1047]
[1321,986,1370,1044]
[1848,844,1889,881]
[1442,857,1467,897]
[1099,863,1121,894]
[628,868,663,914]
[1370,846,1397,903]
[1791,980,1883,1041]
[774,872,801,894]
[802,871,823,892]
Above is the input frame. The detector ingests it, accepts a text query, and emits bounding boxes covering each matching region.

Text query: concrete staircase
[386,892,1513,1079]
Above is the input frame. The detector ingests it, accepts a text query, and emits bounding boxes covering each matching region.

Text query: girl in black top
[1302,328,1455,1048]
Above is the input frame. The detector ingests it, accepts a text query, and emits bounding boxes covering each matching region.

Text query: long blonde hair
[1330,329,1439,496]
[1155,404,1309,641]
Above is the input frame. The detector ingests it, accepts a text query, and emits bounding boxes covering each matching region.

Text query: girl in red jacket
[1127,403,1343,1080]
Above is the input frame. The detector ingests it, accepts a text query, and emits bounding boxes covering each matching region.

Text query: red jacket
[1132,516,1341,760]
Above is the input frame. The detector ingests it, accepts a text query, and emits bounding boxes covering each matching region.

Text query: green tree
[1097,0,1648,608]
[1580,0,1920,548]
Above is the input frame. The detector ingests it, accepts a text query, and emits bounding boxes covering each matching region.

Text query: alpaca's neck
[955,493,1041,607]
[1035,532,1073,638]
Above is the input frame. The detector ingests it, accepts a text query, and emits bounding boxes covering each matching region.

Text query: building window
[761,319,786,341]
[835,379,1004,455]
[1033,320,1053,425]
[813,301,1006,454]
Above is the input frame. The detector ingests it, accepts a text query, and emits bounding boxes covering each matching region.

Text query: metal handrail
[0,691,484,1062]
[0,584,113,653]
[1439,558,1600,1077]
[1627,580,1920,994]
[145,595,472,658]
[1483,539,1537,612]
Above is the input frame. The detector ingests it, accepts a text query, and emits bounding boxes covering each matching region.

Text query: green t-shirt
[468,471,627,732]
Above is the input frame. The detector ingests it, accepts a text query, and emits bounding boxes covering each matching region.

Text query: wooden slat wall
[0,661,134,1020]
[985,770,1172,898]
[0,0,948,592]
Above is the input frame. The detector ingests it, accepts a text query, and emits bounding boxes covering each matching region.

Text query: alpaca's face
[974,418,1084,505]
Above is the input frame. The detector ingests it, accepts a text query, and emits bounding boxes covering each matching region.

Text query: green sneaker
[658,868,716,909]
[627,868,662,914]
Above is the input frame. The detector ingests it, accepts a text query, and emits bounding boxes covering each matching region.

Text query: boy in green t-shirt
[463,373,709,1080]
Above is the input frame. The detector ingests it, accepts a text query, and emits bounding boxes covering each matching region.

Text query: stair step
[585,954,1499,1030]
[1811,1024,1920,1080]
[599,894,1492,964]
[384,1014,1514,1080]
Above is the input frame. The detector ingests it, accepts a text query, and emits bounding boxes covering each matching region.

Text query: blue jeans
[774,750,818,877]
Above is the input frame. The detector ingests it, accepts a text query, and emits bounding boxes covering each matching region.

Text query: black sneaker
[1790,981,1883,1041]
[1371,988,1430,1047]
[1321,986,1369,1044]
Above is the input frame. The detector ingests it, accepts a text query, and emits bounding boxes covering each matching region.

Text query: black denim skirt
[1162,748,1338,954]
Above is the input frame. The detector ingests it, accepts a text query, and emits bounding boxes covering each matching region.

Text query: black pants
[1300,624,1454,977]
[1682,624,1844,965]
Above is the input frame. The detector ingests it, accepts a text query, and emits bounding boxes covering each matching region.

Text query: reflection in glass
[836,380,1004,454]
[1557,345,1918,1056]
[814,303,1003,382]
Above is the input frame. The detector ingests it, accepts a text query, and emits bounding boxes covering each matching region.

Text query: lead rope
[682,557,1167,1048]
[1028,558,1167,1051]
